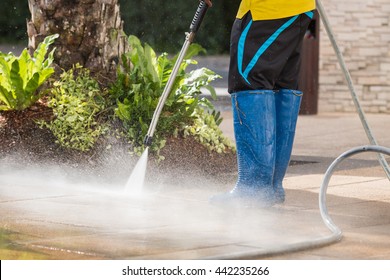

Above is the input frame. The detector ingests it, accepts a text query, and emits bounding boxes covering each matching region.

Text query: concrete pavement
[1,109,389,260]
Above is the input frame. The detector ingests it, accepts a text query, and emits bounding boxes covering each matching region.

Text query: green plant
[0,34,58,111]
[38,65,107,151]
[183,109,234,154]
[110,35,234,158]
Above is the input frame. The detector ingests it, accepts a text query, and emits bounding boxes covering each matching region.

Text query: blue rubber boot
[210,90,277,207]
[273,89,303,203]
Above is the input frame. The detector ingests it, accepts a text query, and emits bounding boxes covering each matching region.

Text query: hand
[203,0,212,7]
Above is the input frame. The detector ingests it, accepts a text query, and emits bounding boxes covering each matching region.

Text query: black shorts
[228,12,313,93]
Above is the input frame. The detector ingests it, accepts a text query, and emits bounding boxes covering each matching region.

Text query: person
[206,0,316,207]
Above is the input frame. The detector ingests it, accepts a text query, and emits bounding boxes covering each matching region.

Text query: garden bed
[0,105,236,187]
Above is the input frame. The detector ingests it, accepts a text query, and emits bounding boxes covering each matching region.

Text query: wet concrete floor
[1,112,390,259]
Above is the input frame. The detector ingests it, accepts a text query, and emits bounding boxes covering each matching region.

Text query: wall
[318,0,390,113]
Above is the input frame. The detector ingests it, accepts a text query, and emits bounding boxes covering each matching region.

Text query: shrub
[38,65,107,151]
[110,35,234,159]
[0,34,58,111]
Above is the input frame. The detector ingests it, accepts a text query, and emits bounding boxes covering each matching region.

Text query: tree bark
[27,0,128,81]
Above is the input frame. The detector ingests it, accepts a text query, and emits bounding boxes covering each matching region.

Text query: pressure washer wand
[143,1,209,147]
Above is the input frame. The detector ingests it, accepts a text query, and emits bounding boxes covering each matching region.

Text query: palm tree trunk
[27,0,127,81]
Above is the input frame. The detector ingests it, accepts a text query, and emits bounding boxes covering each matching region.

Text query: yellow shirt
[236,0,316,20]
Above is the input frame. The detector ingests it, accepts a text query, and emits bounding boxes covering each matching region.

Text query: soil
[0,103,237,188]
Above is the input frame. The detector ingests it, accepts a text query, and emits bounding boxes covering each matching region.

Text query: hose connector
[143,135,153,147]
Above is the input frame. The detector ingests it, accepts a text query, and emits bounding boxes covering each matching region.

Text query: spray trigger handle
[189,1,209,33]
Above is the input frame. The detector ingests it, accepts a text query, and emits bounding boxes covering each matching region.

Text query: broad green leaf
[43,48,56,68]
[0,74,10,90]
[10,60,24,96]
[157,53,172,86]
[116,101,131,121]
[38,68,55,86]
[144,43,159,84]
[0,104,10,110]
[202,84,218,100]
[0,84,12,107]
[34,34,59,70]
[17,49,30,88]
[0,55,13,81]
[24,72,40,96]
[183,43,206,60]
